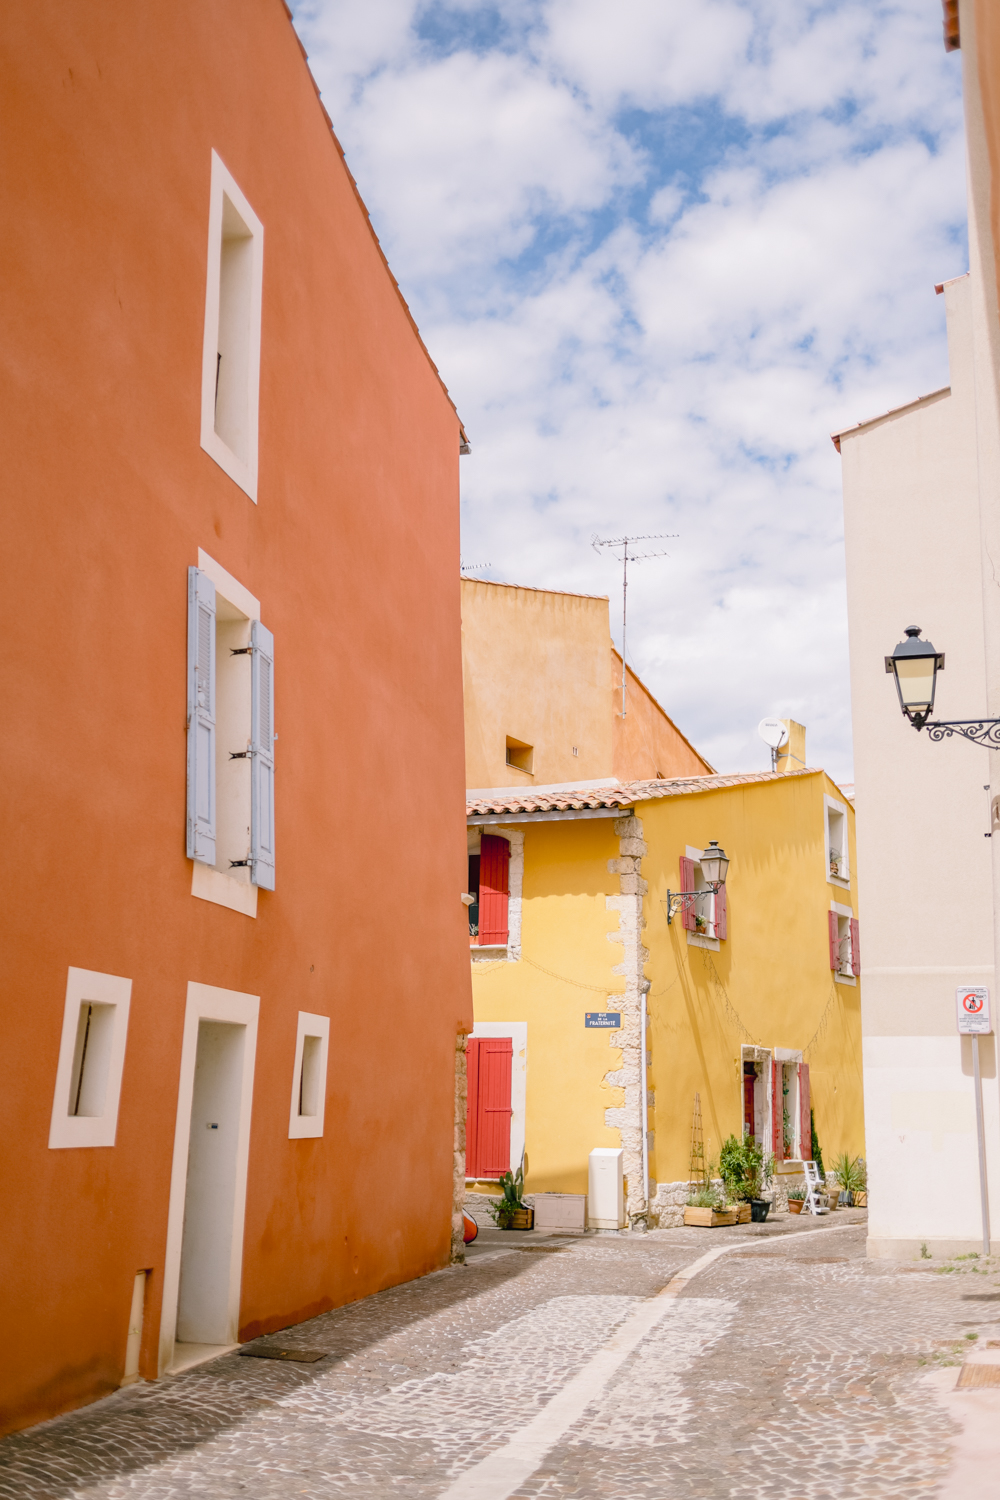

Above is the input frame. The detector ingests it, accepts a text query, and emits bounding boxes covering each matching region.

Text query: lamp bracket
[664,887,721,925]
[920,718,1000,749]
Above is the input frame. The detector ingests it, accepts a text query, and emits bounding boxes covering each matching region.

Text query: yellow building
[462,581,864,1226]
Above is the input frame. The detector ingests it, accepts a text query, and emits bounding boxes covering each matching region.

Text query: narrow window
[478,836,509,946]
[288,1013,330,1139]
[69,1002,116,1117]
[505,737,533,773]
[200,153,264,502]
[468,853,480,938]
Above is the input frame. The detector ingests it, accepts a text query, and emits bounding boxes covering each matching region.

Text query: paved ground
[4,1208,1000,1499]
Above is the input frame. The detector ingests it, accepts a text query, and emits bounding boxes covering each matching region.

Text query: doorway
[176,1021,246,1345]
[159,982,259,1376]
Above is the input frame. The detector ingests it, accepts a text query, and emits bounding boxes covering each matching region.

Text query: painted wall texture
[467,771,864,1226]
[0,0,472,1433]
[462,579,713,789]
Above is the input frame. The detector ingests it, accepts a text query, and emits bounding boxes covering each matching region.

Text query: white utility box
[588,1148,624,1230]
[532,1193,587,1232]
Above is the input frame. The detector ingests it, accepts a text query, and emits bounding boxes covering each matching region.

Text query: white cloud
[291,0,966,781]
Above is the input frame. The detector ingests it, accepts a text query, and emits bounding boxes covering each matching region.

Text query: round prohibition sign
[962,991,986,1015]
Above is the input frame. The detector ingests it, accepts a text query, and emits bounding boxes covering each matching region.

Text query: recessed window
[829,904,860,982]
[289,1013,330,1139]
[69,1002,116,1117]
[506,736,533,773]
[200,152,264,502]
[49,968,132,1149]
[824,795,849,884]
[572,746,579,757]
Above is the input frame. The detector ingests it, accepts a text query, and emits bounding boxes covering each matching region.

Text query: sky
[290,0,967,782]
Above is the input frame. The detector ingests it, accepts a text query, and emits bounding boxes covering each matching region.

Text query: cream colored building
[836,4,1000,1257]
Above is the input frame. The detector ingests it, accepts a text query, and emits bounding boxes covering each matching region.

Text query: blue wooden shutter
[250,619,275,890]
[186,567,216,864]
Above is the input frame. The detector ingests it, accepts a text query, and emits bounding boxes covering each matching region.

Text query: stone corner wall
[451,1031,469,1264]
[603,812,651,1231]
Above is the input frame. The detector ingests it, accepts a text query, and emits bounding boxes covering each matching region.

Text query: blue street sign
[585,1012,621,1028]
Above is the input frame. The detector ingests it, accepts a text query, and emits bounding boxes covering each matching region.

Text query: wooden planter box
[854,1191,867,1208]
[684,1206,739,1227]
[501,1208,534,1231]
[734,1204,751,1223]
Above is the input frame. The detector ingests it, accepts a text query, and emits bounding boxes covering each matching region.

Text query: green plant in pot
[487,1165,528,1228]
[686,1183,723,1209]
[830,1151,866,1206]
[719,1135,748,1202]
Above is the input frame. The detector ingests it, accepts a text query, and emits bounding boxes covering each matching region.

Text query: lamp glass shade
[885,626,944,723]
[700,841,729,887]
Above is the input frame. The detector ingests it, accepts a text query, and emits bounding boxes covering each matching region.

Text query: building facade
[835,0,1000,1258]
[1,1,472,1432]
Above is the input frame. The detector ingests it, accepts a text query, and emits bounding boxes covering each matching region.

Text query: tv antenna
[460,559,493,575]
[592,532,677,717]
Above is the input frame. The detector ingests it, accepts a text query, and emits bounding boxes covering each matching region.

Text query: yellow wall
[469,771,864,1205]
[641,773,863,1183]
[469,817,625,1193]
[462,579,614,788]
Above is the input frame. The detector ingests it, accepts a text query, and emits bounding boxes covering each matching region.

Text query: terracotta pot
[788,1199,804,1214]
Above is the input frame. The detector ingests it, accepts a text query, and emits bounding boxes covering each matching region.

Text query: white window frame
[200,151,264,503]
[465,1022,527,1181]
[158,980,259,1376]
[824,794,850,888]
[740,1044,773,1153]
[467,826,523,962]
[49,968,132,1149]
[288,1012,330,1139]
[774,1047,804,1159]
[685,844,719,950]
[831,899,857,985]
[191,548,260,917]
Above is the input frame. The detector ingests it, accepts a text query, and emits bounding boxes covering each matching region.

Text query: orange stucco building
[1,1,472,1433]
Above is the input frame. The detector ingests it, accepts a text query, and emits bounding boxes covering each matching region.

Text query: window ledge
[505,764,534,777]
[828,873,851,890]
[192,861,258,917]
[687,932,720,951]
[472,943,508,955]
[835,971,857,986]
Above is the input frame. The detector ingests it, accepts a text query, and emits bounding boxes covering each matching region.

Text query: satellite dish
[758,717,789,750]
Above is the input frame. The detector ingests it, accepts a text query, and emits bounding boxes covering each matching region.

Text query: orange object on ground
[463,1214,479,1244]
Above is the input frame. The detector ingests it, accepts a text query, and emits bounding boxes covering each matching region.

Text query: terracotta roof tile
[466,767,819,816]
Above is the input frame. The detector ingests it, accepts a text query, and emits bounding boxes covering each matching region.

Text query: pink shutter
[679,856,696,930]
[478,1038,512,1178]
[828,911,839,969]
[465,1039,482,1178]
[478,835,510,946]
[850,918,860,976]
[771,1058,783,1161]
[799,1062,811,1161]
[715,883,727,940]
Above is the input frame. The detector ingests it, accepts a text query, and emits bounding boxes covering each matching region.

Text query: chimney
[776,721,806,774]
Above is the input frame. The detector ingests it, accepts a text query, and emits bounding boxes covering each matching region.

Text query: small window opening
[506,736,533,773]
[572,746,579,757]
[68,1002,116,1117]
[215,195,254,464]
[827,805,848,880]
[298,1035,323,1117]
[468,854,480,937]
[836,914,854,975]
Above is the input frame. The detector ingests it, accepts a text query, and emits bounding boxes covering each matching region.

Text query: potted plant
[694,913,708,934]
[787,1185,806,1215]
[742,1136,775,1221]
[683,1181,739,1228]
[487,1165,533,1230]
[830,1151,866,1207]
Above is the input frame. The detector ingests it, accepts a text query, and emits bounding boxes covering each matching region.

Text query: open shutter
[186,567,216,864]
[850,918,861,976]
[798,1063,811,1160]
[679,856,696,931]
[465,1038,482,1178]
[478,1038,513,1177]
[478,835,509,945]
[715,882,727,940]
[771,1057,783,1161]
[250,619,275,890]
[828,911,840,969]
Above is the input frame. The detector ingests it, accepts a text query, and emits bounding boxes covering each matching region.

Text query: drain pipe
[640,989,649,1225]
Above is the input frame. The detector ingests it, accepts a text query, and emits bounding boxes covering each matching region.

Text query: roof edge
[831,386,951,452]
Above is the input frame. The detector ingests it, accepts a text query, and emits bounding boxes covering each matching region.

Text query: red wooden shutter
[850,918,860,976]
[771,1058,783,1161]
[679,856,696,931]
[828,911,840,969]
[715,883,727,940]
[478,835,510,946]
[743,1068,755,1137]
[465,1038,482,1178]
[478,1038,512,1177]
[799,1062,811,1161]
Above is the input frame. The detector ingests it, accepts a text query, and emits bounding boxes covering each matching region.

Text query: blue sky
[291,0,966,781]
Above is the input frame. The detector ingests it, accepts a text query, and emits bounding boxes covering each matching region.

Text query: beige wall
[462,580,615,788]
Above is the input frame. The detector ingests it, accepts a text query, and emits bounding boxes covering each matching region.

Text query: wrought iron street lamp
[665,841,730,925]
[886,626,1000,746]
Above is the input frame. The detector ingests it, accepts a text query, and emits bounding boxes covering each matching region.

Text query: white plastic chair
[803,1160,830,1216]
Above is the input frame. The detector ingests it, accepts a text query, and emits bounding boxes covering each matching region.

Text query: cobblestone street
[4,1210,1000,1499]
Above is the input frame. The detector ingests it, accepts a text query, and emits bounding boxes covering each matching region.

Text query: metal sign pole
[973,1034,991,1258]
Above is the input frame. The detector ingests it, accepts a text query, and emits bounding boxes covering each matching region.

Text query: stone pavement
[3,1208,1000,1499]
